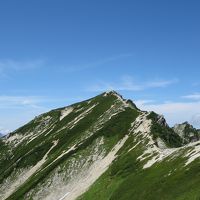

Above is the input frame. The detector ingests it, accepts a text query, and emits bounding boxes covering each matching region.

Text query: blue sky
[0,0,200,133]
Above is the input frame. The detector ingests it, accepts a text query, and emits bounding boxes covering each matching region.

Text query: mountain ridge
[0,91,200,200]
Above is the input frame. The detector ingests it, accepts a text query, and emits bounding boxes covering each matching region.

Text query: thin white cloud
[0,59,45,77]
[191,113,200,127]
[0,95,49,134]
[87,76,178,92]
[146,79,178,88]
[64,53,133,72]
[192,82,200,87]
[134,99,155,107]
[0,95,46,109]
[182,93,200,100]
[0,126,10,135]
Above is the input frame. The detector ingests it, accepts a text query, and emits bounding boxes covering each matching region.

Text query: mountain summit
[0,91,200,200]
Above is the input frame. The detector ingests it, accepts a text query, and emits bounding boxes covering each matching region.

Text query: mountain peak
[103,90,121,96]
[102,90,124,102]
[102,90,138,109]
[182,121,190,125]
[1,92,200,200]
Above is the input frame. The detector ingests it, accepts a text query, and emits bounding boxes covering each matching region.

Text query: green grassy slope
[78,126,200,200]
[1,91,200,200]
[1,91,140,199]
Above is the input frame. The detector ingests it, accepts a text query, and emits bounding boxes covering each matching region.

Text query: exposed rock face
[156,114,168,127]
[125,99,138,109]
[173,122,200,143]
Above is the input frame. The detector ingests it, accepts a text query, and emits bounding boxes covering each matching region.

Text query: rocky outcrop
[173,122,200,143]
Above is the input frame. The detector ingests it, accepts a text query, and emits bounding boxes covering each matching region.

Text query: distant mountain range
[0,91,200,200]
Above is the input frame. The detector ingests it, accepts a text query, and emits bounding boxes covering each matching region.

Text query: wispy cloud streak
[63,53,133,72]
[0,95,45,109]
[87,76,178,92]
[134,99,200,128]
[0,59,45,77]
[182,93,200,100]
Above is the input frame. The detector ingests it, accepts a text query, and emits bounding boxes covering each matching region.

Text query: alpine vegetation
[0,91,200,200]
